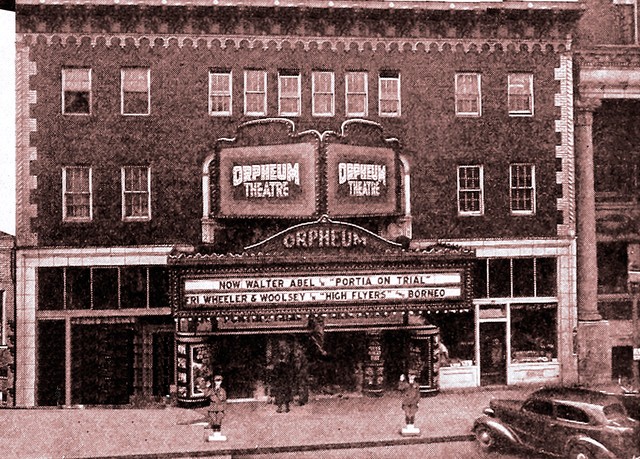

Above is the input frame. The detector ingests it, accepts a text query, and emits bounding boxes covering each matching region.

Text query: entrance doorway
[480,322,507,386]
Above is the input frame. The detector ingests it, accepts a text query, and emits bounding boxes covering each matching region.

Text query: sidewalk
[0,387,531,459]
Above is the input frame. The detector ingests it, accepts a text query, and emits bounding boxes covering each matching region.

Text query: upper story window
[455,73,481,116]
[457,165,484,216]
[122,166,151,221]
[244,70,267,116]
[63,166,92,222]
[346,71,368,117]
[508,73,534,116]
[209,70,232,116]
[312,71,335,117]
[62,68,91,115]
[510,163,536,214]
[379,71,401,117]
[121,67,150,116]
[278,70,301,117]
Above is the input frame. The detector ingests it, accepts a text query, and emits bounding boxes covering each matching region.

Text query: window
[121,67,150,115]
[209,71,232,116]
[455,73,481,116]
[597,242,628,294]
[346,71,368,117]
[508,73,534,116]
[511,304,557,363]
[244,70,267,116]
[523,399,553,417]
[122,166,151,221]
[62,68,91,115]
[556,404,590,424]
[476,257,558,299]
[379,71,400,117]
[457,165,483,215]
[278,71,301,116]
[62,166,92,222]
[510,164,536,214]
[312,71,335,117]
[92,268,119,310]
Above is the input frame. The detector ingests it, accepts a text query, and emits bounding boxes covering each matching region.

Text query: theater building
[14,0,582,406]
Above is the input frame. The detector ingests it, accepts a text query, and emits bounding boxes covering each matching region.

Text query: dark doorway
[71,324,135,405]
[612,345,634,381]
[152,332,174,397]
[212,335,267,399]
[37,320,65,406]
[480,322,507,386]
[382,330,409,390]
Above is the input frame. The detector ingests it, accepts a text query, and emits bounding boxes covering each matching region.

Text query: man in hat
[204,374,227,441]
[398,372,421,436]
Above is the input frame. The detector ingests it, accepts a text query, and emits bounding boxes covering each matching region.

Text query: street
[236,440,547,458]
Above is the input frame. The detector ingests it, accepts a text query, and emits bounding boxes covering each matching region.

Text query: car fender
[473,415,522,446]
[564,435,617,459]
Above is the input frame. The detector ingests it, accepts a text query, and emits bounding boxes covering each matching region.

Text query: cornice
[19,32,572,53]
[576,46,640,68]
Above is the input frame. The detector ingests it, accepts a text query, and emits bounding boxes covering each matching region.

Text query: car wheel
[568,444,595,459]
[474,425,497,451]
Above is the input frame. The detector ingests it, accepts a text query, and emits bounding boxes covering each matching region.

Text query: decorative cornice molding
[19,32,571,53]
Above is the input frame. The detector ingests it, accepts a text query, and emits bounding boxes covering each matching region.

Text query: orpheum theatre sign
[183,272,463,308]
[215,141,399,218]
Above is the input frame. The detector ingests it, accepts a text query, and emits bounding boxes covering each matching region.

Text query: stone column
[574,98,611,385]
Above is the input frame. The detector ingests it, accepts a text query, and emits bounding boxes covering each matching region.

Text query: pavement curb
[79,434,476,459]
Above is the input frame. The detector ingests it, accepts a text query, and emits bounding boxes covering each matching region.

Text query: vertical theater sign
[171,120,475,405]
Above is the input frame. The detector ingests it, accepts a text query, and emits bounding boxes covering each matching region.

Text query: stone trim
[554,52,576,238]
[20,32,570,54]
[15,41,38,248]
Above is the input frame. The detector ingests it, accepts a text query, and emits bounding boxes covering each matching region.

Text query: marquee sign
[326,144,398,217]
[183,271,463,309]
[218,143,317,217]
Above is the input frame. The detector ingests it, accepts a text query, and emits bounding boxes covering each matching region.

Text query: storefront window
[489,259,511,298]
[38,267,64,310]
[511,304,557,363]
[426,311,475,367]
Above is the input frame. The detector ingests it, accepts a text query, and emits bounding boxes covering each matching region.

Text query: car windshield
[603,403,628,420]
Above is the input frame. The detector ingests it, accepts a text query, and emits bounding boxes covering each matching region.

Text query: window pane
[92,268,119,310]
[511,164,534,212]
[346,72,367,116]
[123,68,149,92]
[149,267,169,308]
[512,258,534,297]
[121,267,147,309]
[210,72,231,115]
[456,74,480,115]
[509,74,533,114]
[379,75,400,116]
[64,167,91,220]
[38,267,64,310]
[536,258,557,297]
[123,167,150,219]
[511,304,557,362]
[489,258,511,298]
[63,69,91,115]
[66,267,91,310]
[458,166,482,214]
[426,310,475,365]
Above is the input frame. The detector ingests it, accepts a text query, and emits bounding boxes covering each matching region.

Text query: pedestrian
[204,374,227,441]
[398,372,421,435]
[272,353,293,413]
[292,341,309,406]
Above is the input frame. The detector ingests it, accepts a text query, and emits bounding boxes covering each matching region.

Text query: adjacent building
[574,0,640,384]
[15,0,583,407]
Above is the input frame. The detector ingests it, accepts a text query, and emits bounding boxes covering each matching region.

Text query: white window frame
[508,73,534,116]
[121,166,152,221]
[62,166,93,222]
[345,71,368,117]
[378,72,401,117]
[62,68,92,115]
[208,70,232,116]
[244,70,267,116]
[312,71,335,117]
[457,165,484,216]
[278,71,301,117]
[455,73,482,117]
[510,163,536,215]
[121,67,150,116]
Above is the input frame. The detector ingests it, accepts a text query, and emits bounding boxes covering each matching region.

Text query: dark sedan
[473,387,640,459]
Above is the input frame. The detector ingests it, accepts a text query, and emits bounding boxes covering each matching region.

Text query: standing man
[272,353,293,413]
[398,372,421,436]
[204,374,227,441]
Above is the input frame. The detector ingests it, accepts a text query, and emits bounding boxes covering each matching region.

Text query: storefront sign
[183,272,463,308]
[326,144,398,217]
[218,143,317,217]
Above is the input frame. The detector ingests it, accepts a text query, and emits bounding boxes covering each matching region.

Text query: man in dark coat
[398,372,421,434]
[272,355,293,413]
[204,374,227,440]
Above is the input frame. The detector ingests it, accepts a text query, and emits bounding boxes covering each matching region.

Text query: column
[574,98,611,385]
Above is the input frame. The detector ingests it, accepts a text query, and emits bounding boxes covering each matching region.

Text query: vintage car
[473,387,640,459]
